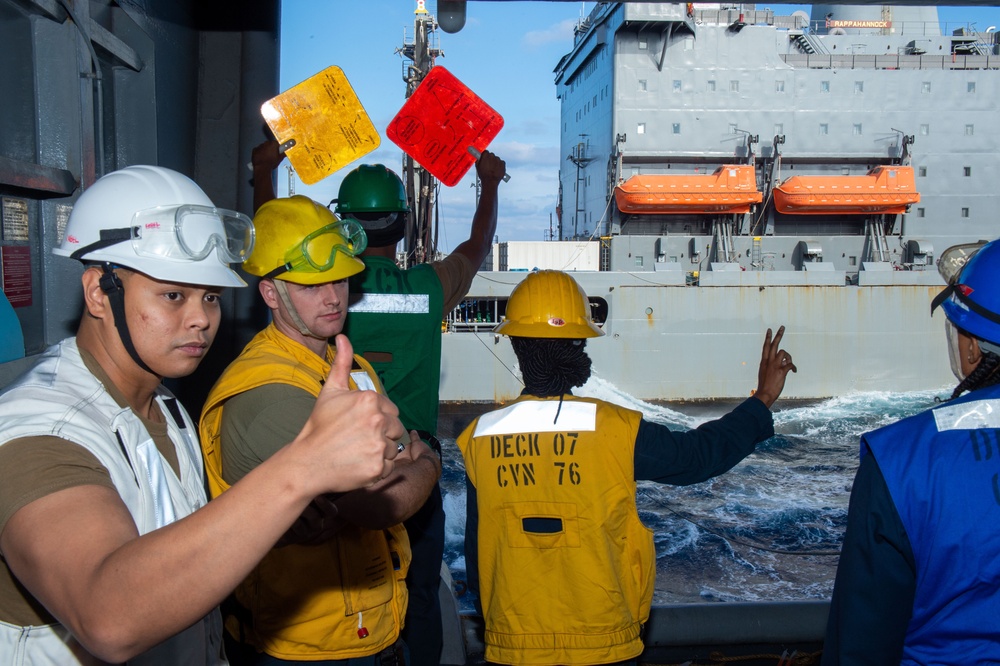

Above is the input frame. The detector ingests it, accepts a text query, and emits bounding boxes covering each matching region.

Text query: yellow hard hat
[495,270,604,339]
[244,195,367,285]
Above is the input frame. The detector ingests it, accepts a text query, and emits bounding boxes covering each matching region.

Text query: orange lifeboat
[773,165,920,215]
[614,165,762,215]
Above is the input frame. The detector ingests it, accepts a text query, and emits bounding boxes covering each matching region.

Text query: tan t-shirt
[219,382,314,485]
[0,350,180,625]
[432,252,476,313]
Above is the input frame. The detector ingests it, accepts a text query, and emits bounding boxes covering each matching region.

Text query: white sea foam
[441,384,946,603]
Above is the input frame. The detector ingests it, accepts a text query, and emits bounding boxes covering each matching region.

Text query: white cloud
[522,18,578,50]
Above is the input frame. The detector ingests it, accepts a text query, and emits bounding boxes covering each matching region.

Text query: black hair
[510,337,592,398]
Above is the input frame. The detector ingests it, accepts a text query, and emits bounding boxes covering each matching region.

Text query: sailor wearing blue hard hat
[824,238,1000,664]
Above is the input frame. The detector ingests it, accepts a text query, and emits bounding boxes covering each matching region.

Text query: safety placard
[386,66,504,187]
[261,65,380,185]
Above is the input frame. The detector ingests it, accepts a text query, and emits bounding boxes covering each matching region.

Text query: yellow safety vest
[457,394,655,665]
[200,323,409,660]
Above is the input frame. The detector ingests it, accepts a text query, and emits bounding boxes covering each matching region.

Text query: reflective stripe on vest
[348,292,430,314]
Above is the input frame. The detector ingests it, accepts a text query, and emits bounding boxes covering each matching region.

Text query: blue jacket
[863,383,1000,664]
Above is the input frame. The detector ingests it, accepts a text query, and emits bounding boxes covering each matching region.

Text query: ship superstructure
[438,3,1000,402]
[555,3,999,275]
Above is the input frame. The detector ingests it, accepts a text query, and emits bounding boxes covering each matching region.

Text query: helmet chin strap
[99,263,156,375]
[271,278,326,341]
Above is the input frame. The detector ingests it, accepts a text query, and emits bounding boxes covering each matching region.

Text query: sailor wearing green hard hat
[334,154,506,666]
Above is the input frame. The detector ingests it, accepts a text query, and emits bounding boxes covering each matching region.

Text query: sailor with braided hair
[824,239,1000,665]
[457,270,796,666]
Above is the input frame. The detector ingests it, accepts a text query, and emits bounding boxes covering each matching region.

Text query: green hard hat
[334,164,409,215]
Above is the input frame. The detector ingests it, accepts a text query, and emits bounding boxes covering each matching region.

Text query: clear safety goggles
[276,218,367,277]
[131,204,255,263]
[936,242,986,286]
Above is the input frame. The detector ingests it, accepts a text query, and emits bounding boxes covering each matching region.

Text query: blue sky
[276,2,1000,252]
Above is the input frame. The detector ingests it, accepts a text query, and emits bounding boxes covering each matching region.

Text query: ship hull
[440,270,952,402]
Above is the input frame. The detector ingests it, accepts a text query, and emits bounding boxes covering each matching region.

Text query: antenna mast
[397,1,443,265]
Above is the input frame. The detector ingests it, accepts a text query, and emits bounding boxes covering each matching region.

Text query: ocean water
[437,375,951,608]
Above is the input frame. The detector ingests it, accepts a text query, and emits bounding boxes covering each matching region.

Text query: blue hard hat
[934,239,1000,346]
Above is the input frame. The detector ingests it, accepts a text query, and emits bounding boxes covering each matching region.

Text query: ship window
[962,208,970,218]
[729,123,738,134]
[921,81,931,93]
[775,80,785,93]
[684,36,694,51]
[854,81,863,94]
[639,36,648,50]
[849,256,857,266]
[637,123,646,135]
[638,79,647,92]
[965,124,974,136]
[968,81,976,93]
[819,123,829,135]
[918,166,927,177]
[853,124,862,135]
[820,81,830,93]
[919,124,929,135]
[730,80,739,92]
[917,208,925,217]
[965,166,972,177]
[774,123,783,135]
[673,123,681,134]
[673,80,682,93]
[635,256,644,267]
[707,80,716,92]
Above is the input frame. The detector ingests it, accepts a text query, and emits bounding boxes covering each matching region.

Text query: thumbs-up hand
[291,334,406,494]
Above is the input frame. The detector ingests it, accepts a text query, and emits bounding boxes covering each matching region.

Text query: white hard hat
[54,165,252,287]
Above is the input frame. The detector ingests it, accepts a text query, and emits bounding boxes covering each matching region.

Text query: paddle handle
[246,139,297,172]
[467,147,510,182]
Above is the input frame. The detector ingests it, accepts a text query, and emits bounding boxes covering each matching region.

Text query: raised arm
[0,335,403,662]
[451,150,506,268]
[251,138,283,213]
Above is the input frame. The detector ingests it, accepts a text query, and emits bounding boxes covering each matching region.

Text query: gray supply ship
[437,2,1000,403]
[0,1,997,663]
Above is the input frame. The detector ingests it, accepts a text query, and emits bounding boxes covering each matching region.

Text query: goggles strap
[263,263,291,280]
[930,285,954,315]
[70,228,134,261]
[98,263,156,375]
[952,288,1000,326]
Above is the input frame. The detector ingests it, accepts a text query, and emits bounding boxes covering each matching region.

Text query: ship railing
[694,9,776,27]
[782,53,1000,70]
[804,20,980,37]
[445,298,501,334]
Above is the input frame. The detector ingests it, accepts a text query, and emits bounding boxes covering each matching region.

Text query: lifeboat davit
[773,165,920,215]
[614,165,762,215]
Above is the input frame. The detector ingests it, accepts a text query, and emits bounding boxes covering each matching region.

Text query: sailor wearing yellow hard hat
[199,195,440,664]
[457,269,795,666]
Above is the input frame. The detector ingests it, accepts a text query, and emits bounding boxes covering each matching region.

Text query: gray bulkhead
[0,0,280,409]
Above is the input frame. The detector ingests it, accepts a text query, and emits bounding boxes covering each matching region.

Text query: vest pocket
[338,527,395,615]
[503,501,580,548]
